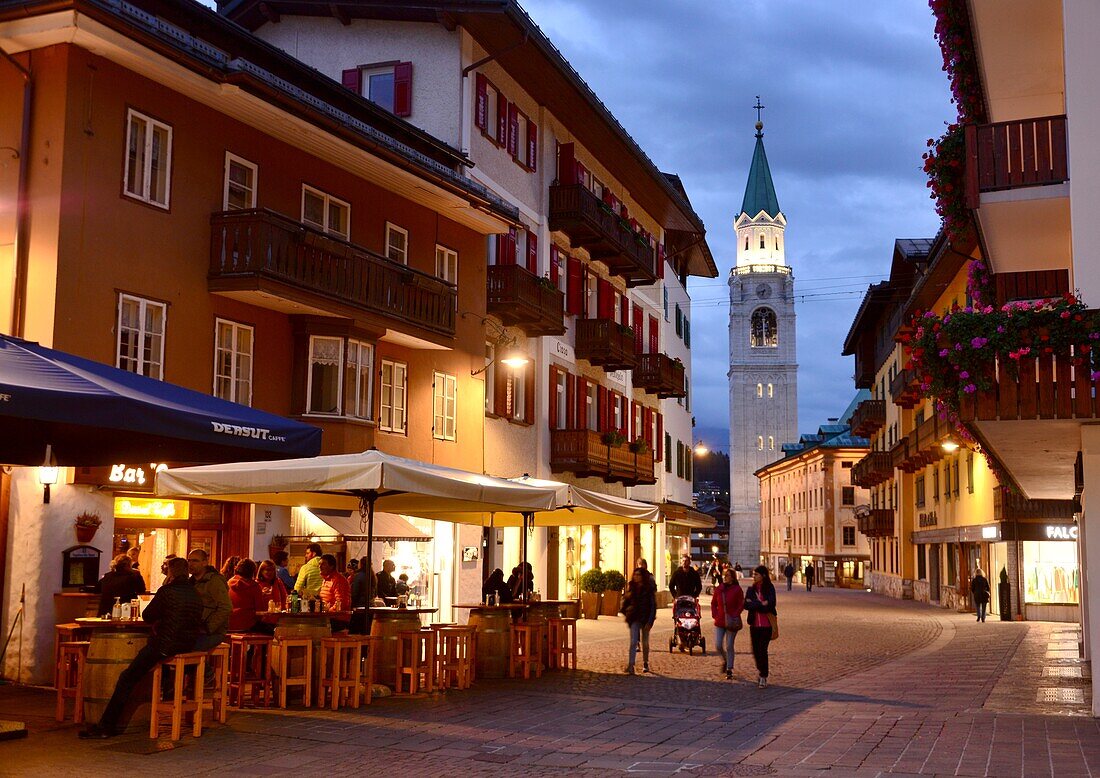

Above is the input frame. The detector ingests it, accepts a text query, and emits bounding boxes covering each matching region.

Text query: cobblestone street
[0,586,1096,777]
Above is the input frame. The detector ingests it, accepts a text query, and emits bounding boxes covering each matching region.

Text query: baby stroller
[668,596,706,654]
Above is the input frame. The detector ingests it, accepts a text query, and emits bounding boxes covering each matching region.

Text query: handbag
[725,614,743,631]
[767,612,779,641]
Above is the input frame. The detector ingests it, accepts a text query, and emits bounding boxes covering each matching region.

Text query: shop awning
[0,335,322,465]
[308,508,431,543]
[661,501,717,530]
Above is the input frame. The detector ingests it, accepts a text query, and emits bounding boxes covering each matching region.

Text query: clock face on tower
[756,284,771,299]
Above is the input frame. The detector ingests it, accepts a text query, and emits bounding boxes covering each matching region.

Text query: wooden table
[76,619,154,732]
[453,603,528,679]
[368,607,438,688]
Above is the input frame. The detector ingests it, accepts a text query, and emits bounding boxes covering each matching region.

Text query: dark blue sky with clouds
[520,0,955,451]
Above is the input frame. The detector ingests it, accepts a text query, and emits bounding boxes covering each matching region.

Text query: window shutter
[684,318,691,347]
[493,359,508,417]
[657,244,665,279]
[632,304,643,352]
[524,368,535,425]
[617,295,626,328]
[475,73,488,130]
[507,103,520,157]
[576,377,587,429]
[629,401,636,440]
[550,245,560,286]
[556,142,575,184]
[393,61,413,117]
[566,256,583,315]
[548,365,559,430]
[527,119,538,170]
[675,304,682,336]
[565,372,576,429]
[497,228,516,266]
[643,407,653,446]
[597,278,614,319]
[597,386,608,432]
[497,97,508,145]
[526,230,538,273]
[341,68,362,94]
[648,315,659,354]
[655,412,663,461]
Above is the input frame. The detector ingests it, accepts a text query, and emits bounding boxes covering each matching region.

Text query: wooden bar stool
[53,623,87,688]
[55,641,90,723]
[203,643,230,724]
[150,651,206,741]
[318,636,362,710]
[510,624,543,680]
[438,626,475,690]
[357,635,379,705]
[273,637,312,708]
[395,630,435,695]
[228,634,274,709]
[548,617,578,670]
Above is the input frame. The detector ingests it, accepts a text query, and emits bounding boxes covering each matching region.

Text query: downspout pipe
[0,48,31,338]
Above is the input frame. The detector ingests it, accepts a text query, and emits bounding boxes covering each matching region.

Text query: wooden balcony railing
[634,353,686,398]
[574,318,638,372]
[913,415,947,467]
[851,451,893,488]
[891,432,923,474]
[993,269,1070,308]
[549,428,656,486]
[890,368,920,409]
[957,341,1100,423]
[209,209,455,335]
[993,489,1078,522]
[965,115,1068,209]
[486,264,565,336]
[857,508,895,538]
[850,399,886,437]
[548,184,657,287]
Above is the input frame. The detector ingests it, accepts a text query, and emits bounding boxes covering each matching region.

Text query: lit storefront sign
[75,462,172,493]
[114,497,189,520]
[981,525,999,540]
[1046,524,1078,540]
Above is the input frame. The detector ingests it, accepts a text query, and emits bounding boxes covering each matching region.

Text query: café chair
[228,634,274,708]
[509,623,543,680]
[437,626,475,690]
[273,636,312,708]
[55,641,90,723]
[53,623,88,688]
[203,643,230,724]
[548,617,578,670]
[318,635,362,710]
[357,635,379,705]
[395,630,435,695]
[150,651,206,741]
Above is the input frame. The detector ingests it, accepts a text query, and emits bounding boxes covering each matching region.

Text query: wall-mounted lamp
[38,444,58,504]
[940,438,960,453]
[463,312,529,376]
[693,441,709,456]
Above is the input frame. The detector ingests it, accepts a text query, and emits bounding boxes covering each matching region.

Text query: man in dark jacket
[783,562,795,591]
[80,557,202,738]
[668,556,702,598]
[188,548,231,652]
[804,563,815,592]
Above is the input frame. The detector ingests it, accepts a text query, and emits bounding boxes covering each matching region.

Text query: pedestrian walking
[711,568,744,680]
[783,561,795,591]
[804,563,815,592]
[621,567,657,674]
[744,564,777,688]
[971,567,991,623]
[669,556,702,598]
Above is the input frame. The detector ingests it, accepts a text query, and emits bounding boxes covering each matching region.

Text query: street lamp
[693,441,709,456]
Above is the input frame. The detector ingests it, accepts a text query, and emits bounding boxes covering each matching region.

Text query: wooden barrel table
[369,607,436,689]
[458,605,522,679]
[78,622,154,732]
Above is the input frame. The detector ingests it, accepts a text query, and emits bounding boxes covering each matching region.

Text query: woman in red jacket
[710,567,745,680]
[227,559,268,633]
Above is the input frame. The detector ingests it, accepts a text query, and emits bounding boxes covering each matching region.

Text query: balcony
[209,209,455,337]
[850,399,886,437]
[913,415,947,467]
[993,489,1078,522]
[890,433,920,473]
[548,184,657,287]
[574,318,638,372]
[549,428,656,486]
[857,508,894,538]
[851,451,893,488]
[486,264,565,336]
[964,116,1068,208]
[634,353,686,398]
[890,368,920,409]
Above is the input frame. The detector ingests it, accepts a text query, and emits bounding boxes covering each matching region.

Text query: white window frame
[554,370,567,430]
[484,342,496,413]
[509,365,528,423]
[585,384,597,430]
[116,294,166,380]
[435,245,458,284]
[379,359,408,434]
[343,339,375,420]
[362,64,397,112]
[213,318,254,405]
[301,185,350,240]
[223,152,258,211]
[123,109,172,209]
[433,371,457,441]
[306,335,344,415]
[385,222,409,264]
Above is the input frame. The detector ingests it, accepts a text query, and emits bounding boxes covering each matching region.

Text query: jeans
[806,579,813,592]
[749,625,771,678]
[976,601,987,622]
[715,626,737,670]
[98,643,166,733]
[628,621,652,669]
[786,576,793,591]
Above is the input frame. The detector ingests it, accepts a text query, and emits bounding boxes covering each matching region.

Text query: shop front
[1001,520,1081,623]
[911,524,998,612]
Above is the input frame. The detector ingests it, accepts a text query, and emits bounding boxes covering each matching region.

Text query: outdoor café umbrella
[0,334,322,465]
[156,449,560,594]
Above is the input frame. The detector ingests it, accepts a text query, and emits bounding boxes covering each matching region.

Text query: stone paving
[0,585,1096,777]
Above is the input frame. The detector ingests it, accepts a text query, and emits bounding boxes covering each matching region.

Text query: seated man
[188,548,231,653]
[80,557,202,739]
[318,554,352,632]
[376,559,398,601]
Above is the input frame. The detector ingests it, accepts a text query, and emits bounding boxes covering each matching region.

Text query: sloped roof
[740,132,781,219]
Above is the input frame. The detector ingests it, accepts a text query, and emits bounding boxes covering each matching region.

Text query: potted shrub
[268,534,289,560]
[600,430,627,447]
[74,511,102,544]
[579,568,606,619]
[628,437,650,455]
[601,569,627,616]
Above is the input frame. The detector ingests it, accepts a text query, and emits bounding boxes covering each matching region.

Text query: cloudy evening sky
[518,0,954,451]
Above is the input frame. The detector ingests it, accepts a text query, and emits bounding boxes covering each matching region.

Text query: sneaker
[625,665,635,675]
[718,664,728,676]
[760,676,768,688]
[726,670,733,680]
[643,663,651,673]
[78,725,115,740]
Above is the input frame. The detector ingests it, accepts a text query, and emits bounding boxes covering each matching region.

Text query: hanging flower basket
[74,511,102,543]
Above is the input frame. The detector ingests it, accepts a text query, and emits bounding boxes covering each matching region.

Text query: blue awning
[0,335,321,465]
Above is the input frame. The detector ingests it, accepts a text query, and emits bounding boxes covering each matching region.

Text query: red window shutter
[497,97,508,145]
[475,73,488,130]
[576,377,587,429]
[632,304,643,352]
[597,278,614,319]
[655,412,663,461]
[494,362,509,417]
[550,245,560,286]
[557,142,575,183]
[566,372,576,429]
[507,103,520,157]
[341,68,362,94]
[603,189,615,208]
[643,407,653,446]
[648,315,659,354]
[393,61,413,117]
[618,395,627,436]
[629,401,636,439]
[527,119,538,170]
[597,386,608,432]
[498,228,516,265]
[566,257,583,315]
[620,295,629,328]
[526,230,538,274]
[548,365,559,430]
[657,244,665,279]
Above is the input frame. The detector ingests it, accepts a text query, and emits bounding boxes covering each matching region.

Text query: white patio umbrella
[155,449,559,591]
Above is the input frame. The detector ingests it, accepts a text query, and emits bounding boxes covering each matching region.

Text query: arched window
[750,307,778,348]
[756,383,763,398]
[768,436,775,450]
[759,234,765,249]
[767,383,774,398]
[775,238,779,250]
[744,236,749,251]
[757,435,764,450]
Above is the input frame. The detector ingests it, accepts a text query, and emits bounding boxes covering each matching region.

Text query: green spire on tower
[739,97,781,219]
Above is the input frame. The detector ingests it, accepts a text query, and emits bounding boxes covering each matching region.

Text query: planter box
[580,591,601,619]
[600,590,623,617]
